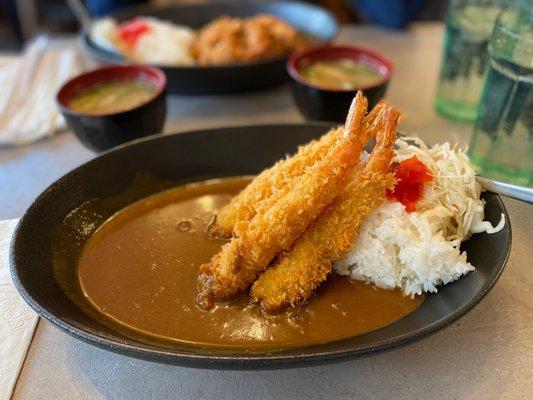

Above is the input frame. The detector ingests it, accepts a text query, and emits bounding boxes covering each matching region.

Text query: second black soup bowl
[57,65,167,152]
[288,45,393,123]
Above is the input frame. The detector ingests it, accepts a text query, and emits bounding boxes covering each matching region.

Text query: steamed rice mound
[334,137,505,296]
[334,202,475,296]
[124,17,195,66]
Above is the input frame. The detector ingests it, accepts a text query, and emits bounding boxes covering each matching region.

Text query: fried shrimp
[251,108,399,312]
[210,99,390,239]
[197,94,369,310]
[209,127,343,238]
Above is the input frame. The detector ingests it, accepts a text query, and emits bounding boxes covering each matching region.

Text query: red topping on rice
[119,18,151,47]
[386,156,432,212]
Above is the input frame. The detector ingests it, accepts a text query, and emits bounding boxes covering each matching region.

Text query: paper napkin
[0,219,38,400]
[0,36,82,146]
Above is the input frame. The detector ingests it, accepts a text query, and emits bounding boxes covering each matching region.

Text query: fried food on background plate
[251,108,399,311]
[192,14,307,66]
[197,93,369,310]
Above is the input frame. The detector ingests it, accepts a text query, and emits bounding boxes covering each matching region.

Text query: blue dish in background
[81,0,339,94]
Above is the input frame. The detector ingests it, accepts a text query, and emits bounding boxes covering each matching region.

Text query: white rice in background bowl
[90,17,119,53]
[90,17,196,66]
[125,17,196,66]
[334,137,505,297]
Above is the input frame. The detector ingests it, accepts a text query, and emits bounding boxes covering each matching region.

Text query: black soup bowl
[10,124,511,369]
[57,65,167,152]
[288,45,393,122]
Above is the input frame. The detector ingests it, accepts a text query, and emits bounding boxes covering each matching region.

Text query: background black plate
[10,124,511,369]
[81,0,339,94]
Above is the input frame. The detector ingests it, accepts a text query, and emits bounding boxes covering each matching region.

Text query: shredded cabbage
[334,137,505,296]
[395,137,504,240]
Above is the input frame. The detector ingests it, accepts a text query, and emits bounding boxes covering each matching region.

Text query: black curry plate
[81,1,339,94]
[10,124,511,369]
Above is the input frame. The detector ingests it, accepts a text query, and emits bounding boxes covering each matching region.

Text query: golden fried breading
[210,100,390,239]
[251,108,399,312]
[193,14,306,66]
[209,127,343,238]
[244,15,301,60]
[197,94,369,310]
[192,16,245,65]
[251,171,395,312]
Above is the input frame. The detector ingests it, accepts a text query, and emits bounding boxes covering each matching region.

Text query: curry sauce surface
[77,177,424,349]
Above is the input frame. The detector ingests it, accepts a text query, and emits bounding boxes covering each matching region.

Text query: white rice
[334,137,505,296]
[90,17,119,53]
[129,17,195,66]
[90,17,196,66]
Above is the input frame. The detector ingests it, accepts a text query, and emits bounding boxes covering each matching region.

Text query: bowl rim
[56,64,167,118]
[287,44,394,93]
[9,124,512,369]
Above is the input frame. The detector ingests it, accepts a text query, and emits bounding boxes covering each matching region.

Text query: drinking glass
[434,0,511,122]
[468,5,532,186]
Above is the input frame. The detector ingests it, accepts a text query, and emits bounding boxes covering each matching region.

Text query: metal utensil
[66,0,92,33]
[476,176,533,204]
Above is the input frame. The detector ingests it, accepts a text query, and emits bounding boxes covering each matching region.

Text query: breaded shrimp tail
[197,93,369,310]
[251,108,400,312]
[210,99,389,239]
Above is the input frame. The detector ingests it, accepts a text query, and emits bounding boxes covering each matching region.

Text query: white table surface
[1,23,532,399]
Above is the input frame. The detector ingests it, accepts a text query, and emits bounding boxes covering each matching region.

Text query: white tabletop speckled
[1,23,532,400]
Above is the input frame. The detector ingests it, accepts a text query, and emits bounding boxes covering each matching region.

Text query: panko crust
[197,95,369,309]
[251,108,400,311]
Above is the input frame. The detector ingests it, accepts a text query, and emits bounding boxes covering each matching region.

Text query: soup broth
[68,79,157,115]
[301,59,383,90]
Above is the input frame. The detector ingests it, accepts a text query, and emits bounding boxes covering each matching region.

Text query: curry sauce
[76,177,424,349]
